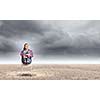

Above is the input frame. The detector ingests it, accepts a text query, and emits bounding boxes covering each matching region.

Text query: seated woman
[20,43,33,65]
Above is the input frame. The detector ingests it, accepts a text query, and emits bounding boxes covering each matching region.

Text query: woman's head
[23,43,29,50]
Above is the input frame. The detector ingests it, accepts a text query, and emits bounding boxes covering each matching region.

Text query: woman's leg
[22,58,27,64]
[26,58,32,64]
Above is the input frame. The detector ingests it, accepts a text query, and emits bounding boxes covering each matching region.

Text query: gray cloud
[0,20,100,61]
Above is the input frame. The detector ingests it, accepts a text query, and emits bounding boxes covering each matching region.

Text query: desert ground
[0,64,100,80]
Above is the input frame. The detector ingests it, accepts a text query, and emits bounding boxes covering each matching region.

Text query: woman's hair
[23,43,29,50]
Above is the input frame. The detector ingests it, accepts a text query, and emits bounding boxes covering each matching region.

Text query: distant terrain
[0,64,100,80]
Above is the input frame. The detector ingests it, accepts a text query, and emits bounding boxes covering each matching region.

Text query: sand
[0,64,100,80]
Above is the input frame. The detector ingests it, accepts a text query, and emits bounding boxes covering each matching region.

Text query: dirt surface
[0,64,100,80]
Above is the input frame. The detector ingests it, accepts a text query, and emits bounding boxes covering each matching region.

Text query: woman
[20,43,33,65]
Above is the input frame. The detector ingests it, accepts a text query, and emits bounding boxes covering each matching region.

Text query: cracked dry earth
[0,64,100,80]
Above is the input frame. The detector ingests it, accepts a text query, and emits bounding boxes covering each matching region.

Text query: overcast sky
[0,20,100,63]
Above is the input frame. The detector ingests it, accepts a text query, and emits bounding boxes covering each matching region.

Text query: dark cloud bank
[0,20,100,62]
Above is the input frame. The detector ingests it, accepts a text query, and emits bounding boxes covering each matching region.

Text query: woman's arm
[26,50,33,58]
[20,51,25,57]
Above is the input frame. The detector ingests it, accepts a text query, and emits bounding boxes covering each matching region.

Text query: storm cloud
[0,20,100,62]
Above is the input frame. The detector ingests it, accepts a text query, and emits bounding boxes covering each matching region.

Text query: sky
[0,20,100,63]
